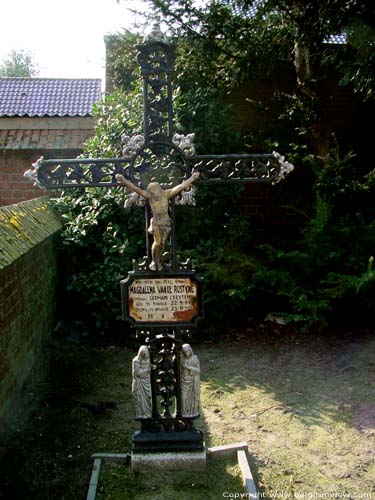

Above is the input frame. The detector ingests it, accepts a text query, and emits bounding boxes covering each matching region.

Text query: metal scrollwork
[24,151,293,190]
[174,185,196,206]
[129,142,189,189]
[137,25,176,143]
[190,153,293,183]
[172,133,195,157]
[24,25,294,192]
[24,156,133,189]
[132,257,152,272]
[137,40,176,76]
[121,134,145,158]
[23,24,295,454]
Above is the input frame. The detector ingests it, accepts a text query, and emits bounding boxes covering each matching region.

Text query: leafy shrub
[248,150,375,330]
[52,27,375,338]
[52,55,249,338]
[51,89,144,338]
[53,187,144,337]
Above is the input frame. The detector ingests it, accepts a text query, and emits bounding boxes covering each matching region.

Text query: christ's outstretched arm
[165,171,200,199]
[116,174,150,199]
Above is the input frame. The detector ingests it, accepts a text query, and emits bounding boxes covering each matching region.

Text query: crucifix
[25,24,293,457]
[115,170,200,271]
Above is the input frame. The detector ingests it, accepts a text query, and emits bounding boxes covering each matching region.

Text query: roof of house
[0,78,102,117]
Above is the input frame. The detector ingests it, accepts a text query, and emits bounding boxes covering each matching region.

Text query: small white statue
[180,344,200,417]
[132,346,153,418]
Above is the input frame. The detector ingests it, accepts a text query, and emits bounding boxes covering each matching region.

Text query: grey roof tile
[324,33,347,45]
[0,78,101,117]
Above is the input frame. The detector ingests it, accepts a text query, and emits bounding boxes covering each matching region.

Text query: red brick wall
[0,149,81,207]
[0,240,57,431]
[239,172,310,240]
[241,182,271,226]
[224,66,364,154]
[0,151,44,206]
[0,199,61,438]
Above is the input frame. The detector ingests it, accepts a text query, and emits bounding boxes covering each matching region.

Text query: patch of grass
[1,328,375,499]
[198,329,375,497]
[96,459,242,500]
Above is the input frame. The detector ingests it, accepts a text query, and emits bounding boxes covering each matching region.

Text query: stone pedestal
[132,429,204,453]
[131,449,207,472]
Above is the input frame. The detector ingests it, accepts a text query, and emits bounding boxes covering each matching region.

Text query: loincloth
[148,217,171,234]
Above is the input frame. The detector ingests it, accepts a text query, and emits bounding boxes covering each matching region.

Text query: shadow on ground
[0,325,374,499]
[199,325,375,496]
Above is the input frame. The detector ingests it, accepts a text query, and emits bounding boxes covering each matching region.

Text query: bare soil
[1,324,375,499]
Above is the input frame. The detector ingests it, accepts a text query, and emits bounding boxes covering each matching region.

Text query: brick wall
[0,151,45,206]
[0,149,82,207]
[224,66,375,160]
[0,116,95,207]
[0,197,62,439]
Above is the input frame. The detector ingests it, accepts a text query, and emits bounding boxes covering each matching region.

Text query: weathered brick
[0,198,61,439]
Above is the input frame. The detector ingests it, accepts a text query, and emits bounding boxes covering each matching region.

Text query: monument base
[132,429,204,453]
[131,450,207,472]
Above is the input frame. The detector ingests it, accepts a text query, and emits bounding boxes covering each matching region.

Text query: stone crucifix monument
[25,24,293,469]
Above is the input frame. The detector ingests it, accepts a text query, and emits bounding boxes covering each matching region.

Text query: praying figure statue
[132,346,154,418]
[180,343,200,418]
[116,172,200,271]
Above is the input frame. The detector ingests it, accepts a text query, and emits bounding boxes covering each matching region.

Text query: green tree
[54,3,375,336]
[145,0,375,100]
[53,37,249,338]
[104,31,142,91]
[336,18,375,101]
[52,89,144,338]
[0,49,39,77]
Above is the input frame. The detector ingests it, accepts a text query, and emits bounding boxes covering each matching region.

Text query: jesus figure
[116,172,199,271]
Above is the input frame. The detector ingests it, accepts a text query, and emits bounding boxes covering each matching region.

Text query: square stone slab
[131,450,207,472]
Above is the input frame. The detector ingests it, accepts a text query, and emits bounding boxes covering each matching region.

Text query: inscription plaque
[121,273,202,326]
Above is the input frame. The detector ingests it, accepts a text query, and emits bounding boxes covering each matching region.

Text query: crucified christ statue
[116,172,200,271]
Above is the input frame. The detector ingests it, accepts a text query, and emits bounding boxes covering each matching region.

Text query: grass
[96,459,242,499]
[198,327,375,498]
[1,325,375,499]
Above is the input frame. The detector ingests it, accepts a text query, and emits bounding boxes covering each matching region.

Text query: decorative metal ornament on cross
[24,24,294,455]
[24,25,293,192]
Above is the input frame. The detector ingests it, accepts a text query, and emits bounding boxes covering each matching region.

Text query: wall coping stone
[0,197,62,271]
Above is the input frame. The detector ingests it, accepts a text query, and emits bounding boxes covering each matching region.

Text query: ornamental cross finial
[143,23,169,44]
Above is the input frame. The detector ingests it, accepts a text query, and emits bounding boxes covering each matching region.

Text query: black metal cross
[25,25,293,454]
[25,28,293,266]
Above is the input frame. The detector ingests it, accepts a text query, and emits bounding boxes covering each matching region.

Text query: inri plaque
[121,273,202,326]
